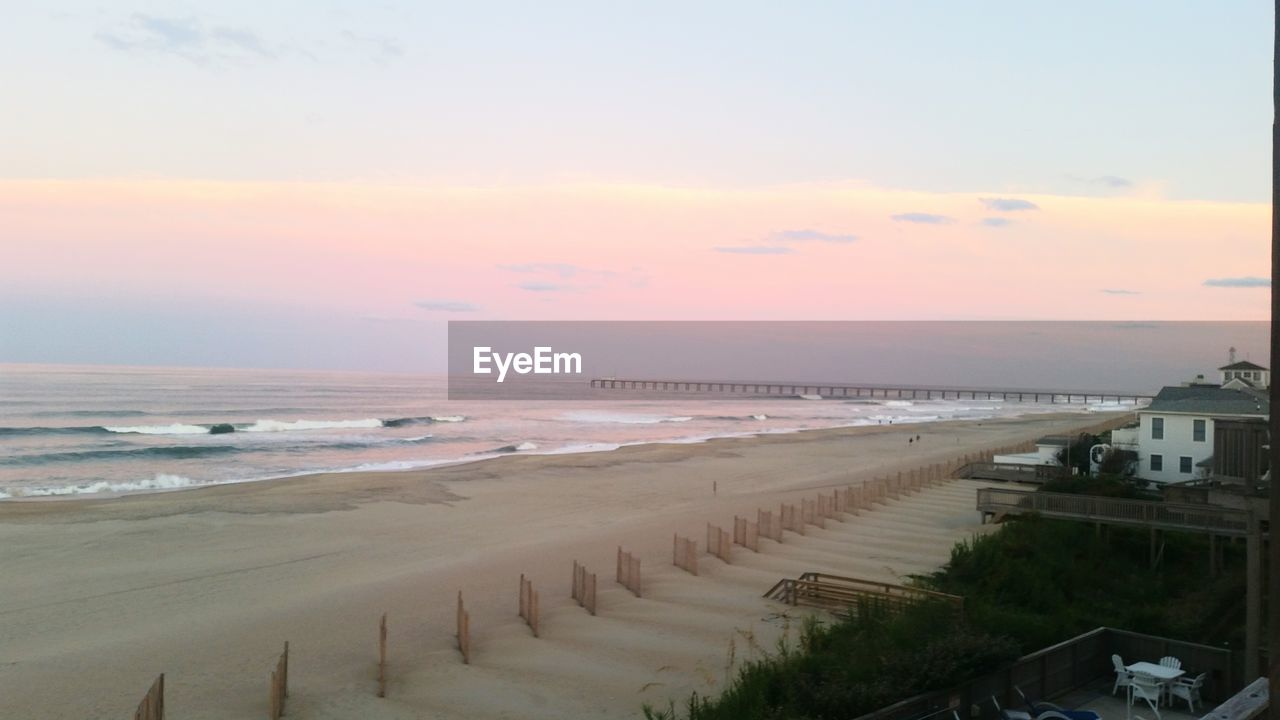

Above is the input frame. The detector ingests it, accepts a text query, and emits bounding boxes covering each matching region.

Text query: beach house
[1114,380,1268,485]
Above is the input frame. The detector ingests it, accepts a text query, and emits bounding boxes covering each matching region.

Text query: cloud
[891,213,954,225]
[1203,277,1270,288]
[713,246,794,255]
[1067,174,1134,189]
[981,217,1012,228]
[1101,289,1140,295]
[518,281,574,292]
[96,14,275,64]
[979,198,1039,212]
[498,263,582,278]
[414,299,479,312]
[768,229,858,244]
[341,30,403,64]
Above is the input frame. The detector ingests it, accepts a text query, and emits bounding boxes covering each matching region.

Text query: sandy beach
[0,412,1124,719]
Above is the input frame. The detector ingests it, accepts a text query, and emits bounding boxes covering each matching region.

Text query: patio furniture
[991,695,1032,720]
[1112,654,1133,696]
[1168,672,1206,713]
[1129,673,1164,720]
[1158,656,1182,670]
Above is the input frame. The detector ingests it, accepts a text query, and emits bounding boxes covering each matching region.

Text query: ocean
[0,364,1132,499]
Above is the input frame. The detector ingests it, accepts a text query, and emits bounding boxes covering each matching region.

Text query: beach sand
[0,412,1123,719]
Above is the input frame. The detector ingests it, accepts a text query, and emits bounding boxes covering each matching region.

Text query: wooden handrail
[976,488,1250,536]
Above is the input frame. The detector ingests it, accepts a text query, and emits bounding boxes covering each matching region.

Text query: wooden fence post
[378,613,388,697]
[456,593,471,664]
[269,641,289,719]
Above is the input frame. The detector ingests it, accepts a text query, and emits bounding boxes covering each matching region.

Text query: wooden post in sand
[377,613,388,696]
[456,594,471,664]
[616,547,642,597]
[780,503,805,535]
[133,673,164,720]
[673,534,699,575]
[572,561,597,615]
[519,574,540,637]
[733,516,759,552]
[269,641,289,720]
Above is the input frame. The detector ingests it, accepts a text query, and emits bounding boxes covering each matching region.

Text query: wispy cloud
[518,281,574,292]
[1067,174,1134,189]
[891,212,954,225]
[768,229,858,244]
[979,198,1039,212]
[713,246,794,255]
[981,217,1012,228]
[341,30,403,64]
[1101,288,1140,295]
[97,14,276,65]
[498,263,585,279]
[1203,276,1270,288]
[414,299,479,312]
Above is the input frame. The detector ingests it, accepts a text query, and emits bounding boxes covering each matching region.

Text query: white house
[1219,360,1269,390]
[993,435,1070,467]
[1127,384,1268,485]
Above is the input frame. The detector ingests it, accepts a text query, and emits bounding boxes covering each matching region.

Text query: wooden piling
[378,613,388,696]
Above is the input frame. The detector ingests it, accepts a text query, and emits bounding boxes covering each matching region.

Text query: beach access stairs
[763,572,964,616]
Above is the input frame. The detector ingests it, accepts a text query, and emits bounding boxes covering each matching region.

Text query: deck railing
[976,487,1251,536]
[764,572,964,616]
[852,627,1236,720]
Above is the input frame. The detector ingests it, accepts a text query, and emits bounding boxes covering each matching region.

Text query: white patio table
[1125,661,1185,710]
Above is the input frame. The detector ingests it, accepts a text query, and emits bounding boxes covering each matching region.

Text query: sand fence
[673,534,699,575]
[571,560,598,615]
[705,523,733,563]
[377,613,389,697]
[457,594,472,664]
[616,547,642,597]
[757,509,783,542]
[268,642,289,720]
[780,503,805,535]
[518,574,541,637]
[133,673,164,720]
[733,516,760,552]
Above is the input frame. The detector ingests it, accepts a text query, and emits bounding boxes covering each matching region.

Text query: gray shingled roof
[1219,360,1267,371]
[1146,385,1268,416]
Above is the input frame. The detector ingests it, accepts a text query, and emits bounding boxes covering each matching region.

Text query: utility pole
[1270,1,1280,716]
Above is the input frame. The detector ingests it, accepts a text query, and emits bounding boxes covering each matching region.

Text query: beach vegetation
[647,516,1243,720]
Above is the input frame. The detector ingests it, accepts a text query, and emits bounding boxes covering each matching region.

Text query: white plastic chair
[1158,656,1182,670]
[1129,673,1163,720]
[1111,654,1133,696]
[1168,673,1205,713]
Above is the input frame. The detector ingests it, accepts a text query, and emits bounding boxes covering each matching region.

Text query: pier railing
[589,378,1153,404]
[976,487,1251,536]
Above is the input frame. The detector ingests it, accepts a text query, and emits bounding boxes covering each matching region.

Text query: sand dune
[0,412,1124,719]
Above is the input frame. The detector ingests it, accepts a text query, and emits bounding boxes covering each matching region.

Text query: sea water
[0,364,1132,499]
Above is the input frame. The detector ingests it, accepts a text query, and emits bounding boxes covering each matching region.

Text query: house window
[1193,419,1206,442]
[1150,454,1163,472]
[1151,417,1164,440]
[1180,456,1193,474]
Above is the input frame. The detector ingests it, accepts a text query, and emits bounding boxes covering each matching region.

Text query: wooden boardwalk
[589,378,1151,404]
[975,487,1251,536]
[763,572,964,616]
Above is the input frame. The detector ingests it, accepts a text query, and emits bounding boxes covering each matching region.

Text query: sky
[0,1,1274,372]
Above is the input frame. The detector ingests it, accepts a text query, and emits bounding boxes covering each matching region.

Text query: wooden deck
[976,488,1251,537]
[763,572,964,616]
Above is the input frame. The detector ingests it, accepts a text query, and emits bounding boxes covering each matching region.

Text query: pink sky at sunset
[4,178,1267,323]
